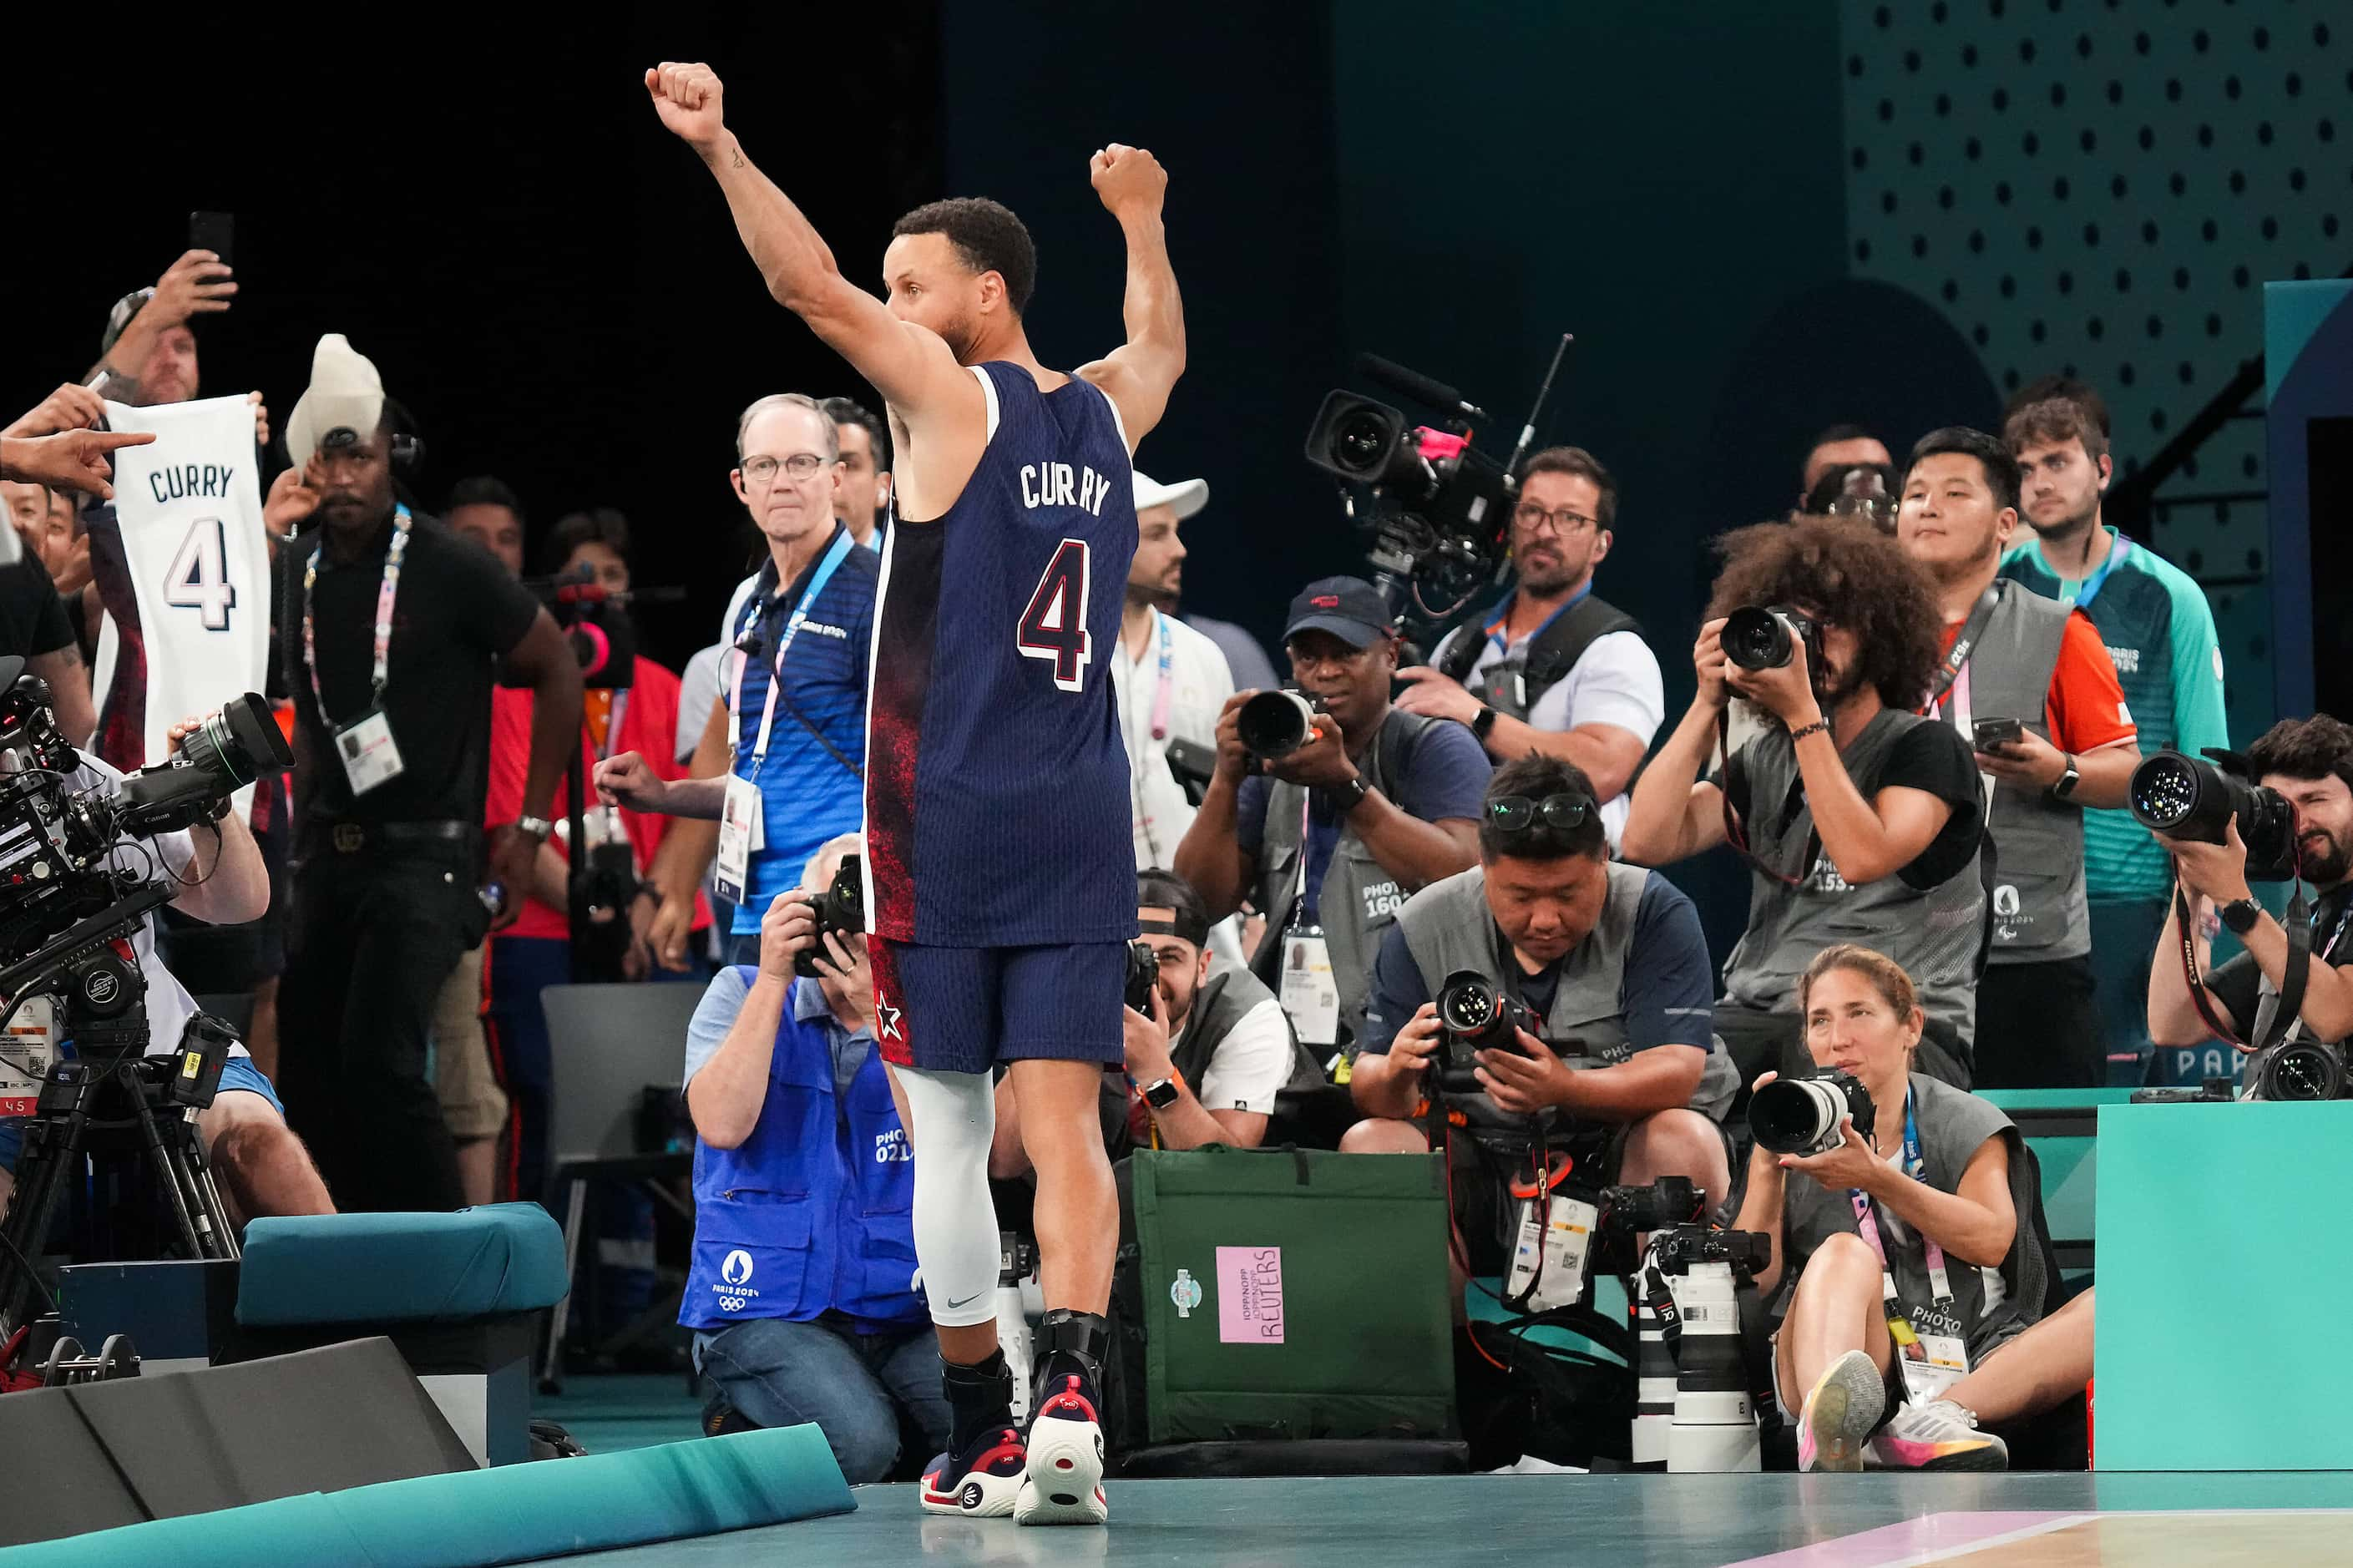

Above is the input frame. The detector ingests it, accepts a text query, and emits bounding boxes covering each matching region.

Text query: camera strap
[2173,880,2315,1052]
[1920,586,2001,711]
[301,504,412,721]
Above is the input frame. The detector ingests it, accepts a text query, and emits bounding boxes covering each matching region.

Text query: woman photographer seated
[1734,944,2050,1474]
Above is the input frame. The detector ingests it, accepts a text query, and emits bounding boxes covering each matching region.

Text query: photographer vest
[1250,709,1440,1045]
[1723,709,1987,1046]
[1776,1073,2048,1366]
[1433,591,1642,723]
[1939,581,2087,964]
[1394,864,1738,1120]
[1098,966,1318,1155]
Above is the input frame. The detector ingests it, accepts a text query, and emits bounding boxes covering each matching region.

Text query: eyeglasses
[741,453,831,484]
[1510,503,1601,537]
[1485,793,1596,833]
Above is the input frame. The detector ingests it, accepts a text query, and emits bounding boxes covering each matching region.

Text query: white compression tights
[894,1065,1004,1328]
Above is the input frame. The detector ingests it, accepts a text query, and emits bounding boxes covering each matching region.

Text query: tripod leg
[180,1129,243,1261]
[0,1106,89,1337]
[127,1091,213,1261]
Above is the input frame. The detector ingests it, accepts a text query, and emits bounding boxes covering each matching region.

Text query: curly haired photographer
[1620,517,1986,1091]
[1733,945,2048,1474]
[2148,716,2353,1062]
[1344,755,1738,1252]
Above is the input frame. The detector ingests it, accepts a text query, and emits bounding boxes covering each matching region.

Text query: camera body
[1433,969,1541,1096]
[1719,604,1824,675]
[1123,939,1160,1015]
[1748,1070,1877,1157]
[1600,1174,1708,1234]
[2128,748,2298,879]
[793,854,867,980]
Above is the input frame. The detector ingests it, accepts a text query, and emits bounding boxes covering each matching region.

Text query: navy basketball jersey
[865,362,1139,947]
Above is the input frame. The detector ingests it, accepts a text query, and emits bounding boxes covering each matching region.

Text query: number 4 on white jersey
[164,517,237,632]
[1017,539,1092,692]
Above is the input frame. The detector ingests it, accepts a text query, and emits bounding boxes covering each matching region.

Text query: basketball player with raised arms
[647,63,1183,1527]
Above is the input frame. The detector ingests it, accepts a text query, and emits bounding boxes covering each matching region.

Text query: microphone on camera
[1356,353,1489,423]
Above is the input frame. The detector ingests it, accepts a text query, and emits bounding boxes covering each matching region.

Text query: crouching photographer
[1343,755,1740,1290]
[1734,945,2049,1475]
[2144,715,2353,1095]
[680,833,949,1483]
[1622,516,1987,1093]
[0,682,333,1306]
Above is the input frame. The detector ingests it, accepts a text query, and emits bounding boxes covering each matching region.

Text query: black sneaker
[920,1424,1026,1518]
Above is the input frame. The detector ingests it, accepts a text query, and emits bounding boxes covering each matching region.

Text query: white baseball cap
[1133,472,1208,520]
[285,334,386,472]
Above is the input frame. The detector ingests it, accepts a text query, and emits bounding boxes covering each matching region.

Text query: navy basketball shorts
[867,938,1126,1075]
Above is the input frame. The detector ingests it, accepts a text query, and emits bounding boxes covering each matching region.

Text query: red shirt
[1934,607,2137,754]
[485,655,713,942]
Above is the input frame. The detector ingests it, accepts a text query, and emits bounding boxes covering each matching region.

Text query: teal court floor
[528,1468,2353,1567]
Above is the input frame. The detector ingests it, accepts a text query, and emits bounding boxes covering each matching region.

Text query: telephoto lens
[1719,606,1797,671]
[2127,748,2299,878]
[1236,690,1319,760]
[1122,939,1160,1014]
[1748,1070,1876,1157]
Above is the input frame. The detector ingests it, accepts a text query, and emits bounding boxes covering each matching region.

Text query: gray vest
[1958,581,2088,964]
[1723,708,1987,1046]
[1098,965,1313,1155]
[1394,864,1738,1120]
[1251,710,1440,1044]
[1778,1074,2048,1364]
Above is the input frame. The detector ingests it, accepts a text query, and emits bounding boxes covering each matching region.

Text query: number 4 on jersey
[1017,538,1092,691]
[164,517,236,631]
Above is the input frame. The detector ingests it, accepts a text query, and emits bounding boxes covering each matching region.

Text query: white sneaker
[1013,1370,1106,1526]
[1865,1399,2008,1472]
[1798,1349,1885,1474]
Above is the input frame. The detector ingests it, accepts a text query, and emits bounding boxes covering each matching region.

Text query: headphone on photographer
[381,395,426,477]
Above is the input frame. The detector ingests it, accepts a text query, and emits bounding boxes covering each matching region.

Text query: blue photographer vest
[681,971,926,1331]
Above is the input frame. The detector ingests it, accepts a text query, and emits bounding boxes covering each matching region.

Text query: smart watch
[2049,755,2081,802]
[1142,1075,1183,1111]
[1329,776,1371,813]
[2219,897,2263,936]
[1471,706,1499,743]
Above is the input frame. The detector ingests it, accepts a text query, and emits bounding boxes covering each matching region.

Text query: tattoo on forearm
[730,145,746,169]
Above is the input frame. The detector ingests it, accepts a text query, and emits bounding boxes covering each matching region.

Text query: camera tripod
[0,888,242,1339]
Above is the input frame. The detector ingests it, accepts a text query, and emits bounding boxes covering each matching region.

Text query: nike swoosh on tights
[946,1291,985,1310]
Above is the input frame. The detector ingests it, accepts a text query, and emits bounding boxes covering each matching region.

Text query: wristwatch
[1328,776,1372,814]
[2049,754,2081,802]
[2219,897,2263,935]
[1141,1074,1183,1111]
[1471,706,1499,743]
[514,814,556,843]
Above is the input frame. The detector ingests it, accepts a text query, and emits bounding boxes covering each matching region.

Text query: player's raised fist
[1089,143,1166,218]
[645,61,727,149]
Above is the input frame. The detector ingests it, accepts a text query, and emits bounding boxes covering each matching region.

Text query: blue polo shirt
[728,527,877,933]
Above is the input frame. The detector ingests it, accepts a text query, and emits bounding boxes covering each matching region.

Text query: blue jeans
[696,1315,949,1484]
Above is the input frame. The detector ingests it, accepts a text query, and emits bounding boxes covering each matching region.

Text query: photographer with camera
[273,341,585,1215]
[680,832,949,1481]
[1898,427,2140,1089]
[1400,448,1663,847]
[1343,756,1735,1213]
[1734,944,2048,1474]
[1174,576,1488,1055]
[1621,517,1986,1090]
[2146,716,2353,1066]
[0,705,333,1228]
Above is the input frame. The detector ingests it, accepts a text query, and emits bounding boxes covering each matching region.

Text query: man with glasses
[1176,576,1489,1060]
[1343,754,1737,1262]
[1400,448,1661,849]
[600,394,878,969]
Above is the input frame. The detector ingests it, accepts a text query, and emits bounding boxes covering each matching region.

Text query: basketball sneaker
[1015,1365,1108,1526]
[1798,1349,1886,1474]
[919,1424,1026,1518]
[1865,1399,2009,1472]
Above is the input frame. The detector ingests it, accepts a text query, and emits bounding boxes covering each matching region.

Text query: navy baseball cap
[1283,576,1392,650]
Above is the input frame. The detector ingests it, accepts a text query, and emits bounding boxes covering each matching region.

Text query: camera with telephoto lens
[2128,748,2298,880]
[1123,939,1160,1014]
[1433,969,1541,1097]
[1719,604,1824,674]
[1236,690,1321,763]
[1748,1070,1877,1157]
[2249,1041,2350,1103]
[1600,1174,1708,1234]
[794,853,866,979]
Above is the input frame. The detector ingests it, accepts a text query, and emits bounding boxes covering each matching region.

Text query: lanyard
[1484,582,1591,656]
[302,504,411,723]
[730,530,855,774]
[2062,533,2131,611]
[1148,610,1176,741]
[1922,585,2001,712]
[1848,1090,1956,1312]
[591,689,633,765]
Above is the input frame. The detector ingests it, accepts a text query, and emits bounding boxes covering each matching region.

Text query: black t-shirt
[0,557,75,660]
[1722,718,1983,890]
[282,511,541,826]
[2206,884,2353,1036]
